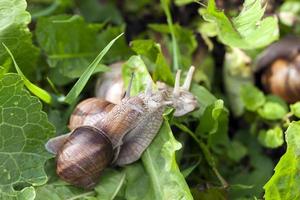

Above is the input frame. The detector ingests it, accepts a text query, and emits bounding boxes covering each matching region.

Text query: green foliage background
[0,0,299,199]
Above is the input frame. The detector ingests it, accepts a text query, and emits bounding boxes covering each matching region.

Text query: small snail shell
[69,98,115,130]
[95,62,124,104]
[57,126,113,189]
[255,36,300,103]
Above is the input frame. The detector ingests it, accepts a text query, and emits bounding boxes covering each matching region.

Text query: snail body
[45,66,198,189]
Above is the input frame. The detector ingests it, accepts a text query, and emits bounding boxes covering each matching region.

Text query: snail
[255,36,300,103]
[45,66,198,189]
[95,62,125,104]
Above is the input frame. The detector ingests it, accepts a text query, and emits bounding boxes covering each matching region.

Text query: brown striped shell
[68,98,115,130]
[56,126,113,189]
[56,96,149,188]
[255,36,300,103]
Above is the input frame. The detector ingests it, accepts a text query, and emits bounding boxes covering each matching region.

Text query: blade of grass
[64,33,124,105]
[2,43,52,104]
[46,77,59,94]
[160,0,180,70]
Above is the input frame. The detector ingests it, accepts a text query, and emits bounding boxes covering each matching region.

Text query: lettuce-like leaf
[200,0,279,49]
[131,39,174,85]
[258,127,284,149]
[122,55,153,96]
[141,120,193,199]
[241,84,265,112]
[0,0,39,79]
[0,74,55,199]
[290,102,300,118]
[264,121,300,199]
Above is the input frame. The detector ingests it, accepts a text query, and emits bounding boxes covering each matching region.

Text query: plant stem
[174,122,229,188]
[160,0,179,70]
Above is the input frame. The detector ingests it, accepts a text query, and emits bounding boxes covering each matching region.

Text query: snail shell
[56,126,113,189]
[95,62,125,104]
[69,96,147,147]
[255,36,300,103]
[69,98,115,130]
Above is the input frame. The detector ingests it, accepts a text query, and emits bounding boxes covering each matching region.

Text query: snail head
[143,66,198,116]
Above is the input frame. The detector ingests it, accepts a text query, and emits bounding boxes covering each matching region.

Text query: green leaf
[197,22,218,50]
[264,121,300,200]
[124,163,155,200]
[191,187,227,200]
[241,84,265,112]
[141,120,193,200]
[3,44,52,104]
[130,39,174,85]
[258,127,284,149]
[0,0,39,79]
[149,23,197,68]
[95,169,126,200]
[190,84,217,117]
[16,187,36,200]
[76,0,123,24]
[200,0,279,49]
[198,22,218,38]
[290,102,300,118]
[154,53,174,84]
[35,15,100,79]
[0,66,5,78]
[279,1,300,26]
[35,184,94,200]
[35,15,117,84]
[227,140,248,162]
[197,100,227,135]
[266,95,288,112]
[122,55,153,96]
[64,32,123,105]
[36,169,126,200]
[0,74,55,198]
[229,131,274,198]
[258,102,287,120]
[174,0,194,6]
[131,40,161,61]
[197,100,231,154]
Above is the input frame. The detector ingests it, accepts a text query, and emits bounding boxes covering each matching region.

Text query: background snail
[95,62,125,104]
[255,36,300,103]
[45,66,198,189]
